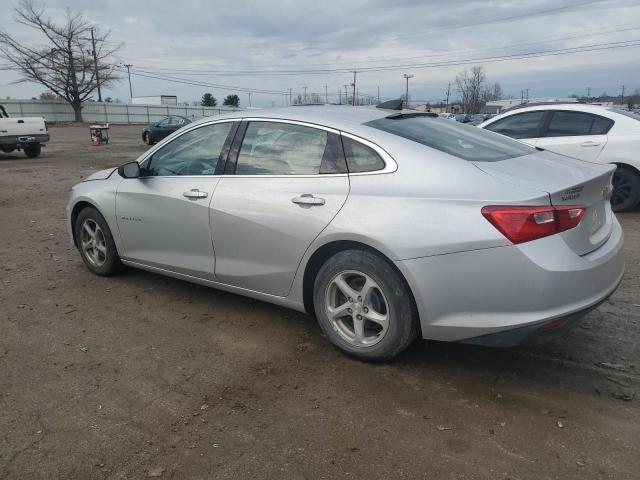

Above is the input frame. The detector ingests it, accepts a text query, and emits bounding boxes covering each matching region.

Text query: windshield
[365,116,535,162]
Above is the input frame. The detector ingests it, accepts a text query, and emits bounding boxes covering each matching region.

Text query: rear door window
[483,111,545,139]
[235,121,345,175]
[544,111,614,137]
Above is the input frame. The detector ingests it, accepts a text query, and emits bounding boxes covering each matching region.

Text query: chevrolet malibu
[67,106,625,361]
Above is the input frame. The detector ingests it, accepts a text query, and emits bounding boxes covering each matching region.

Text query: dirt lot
[1,124,639,479]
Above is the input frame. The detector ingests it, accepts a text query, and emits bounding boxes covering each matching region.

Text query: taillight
[482,205,586,244]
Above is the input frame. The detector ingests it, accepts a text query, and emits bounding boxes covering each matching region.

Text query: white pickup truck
[0,104,49,158]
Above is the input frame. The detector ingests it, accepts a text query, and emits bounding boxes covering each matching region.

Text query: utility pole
[303,86,308,104]
[377,86,380,104]
[621,84,626,106]
[339,90,342,105]
[525,88,530,102]
[445,83,451,112]
[90,28,102,102]
[323,85,328,104]
[288,88,292,106]
[247,92,252,107]
[403,73,414,108]
[586,86,591,101]
[520,89,524,104]
[351,71,357,106]
[123,64,133,99]
[343,84,349,105]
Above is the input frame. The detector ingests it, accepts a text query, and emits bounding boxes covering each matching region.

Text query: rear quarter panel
[599,134,640,171]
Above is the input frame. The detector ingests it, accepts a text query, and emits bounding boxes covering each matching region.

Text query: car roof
[189,105,398,132]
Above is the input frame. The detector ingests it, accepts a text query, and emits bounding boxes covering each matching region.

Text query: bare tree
[455,65,486,114]
[482,82,503,103]
[0,1,120,122]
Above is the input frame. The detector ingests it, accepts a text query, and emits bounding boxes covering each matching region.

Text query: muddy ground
[1,124,639,479]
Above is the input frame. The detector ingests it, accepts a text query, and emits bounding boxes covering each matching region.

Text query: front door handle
[292,194,325,206]
[580,141,601,147]
[183,189,208,199]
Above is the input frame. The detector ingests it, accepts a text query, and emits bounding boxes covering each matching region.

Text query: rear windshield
[610,108,640,121]
[365,116,535,162]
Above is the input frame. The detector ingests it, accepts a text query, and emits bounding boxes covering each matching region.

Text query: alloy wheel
[80,219,107,267]
[325,270,390,347]
[611,171,633,209]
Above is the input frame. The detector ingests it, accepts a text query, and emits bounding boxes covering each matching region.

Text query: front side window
[545,111,613,137]
[236,122,330,175]
[156,117,170,127]
[365,116,535,162]
[169,116,185,126]
[483,111,545,139]
[145,122,233,176]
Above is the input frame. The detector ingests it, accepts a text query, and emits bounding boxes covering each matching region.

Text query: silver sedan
[67,106,625,360]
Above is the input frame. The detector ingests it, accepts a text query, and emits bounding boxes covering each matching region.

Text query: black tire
[24,143,41,158]
[74,207,122,276]
[313,249,419,361]
[611,166,640,212]
[144,132,153,145]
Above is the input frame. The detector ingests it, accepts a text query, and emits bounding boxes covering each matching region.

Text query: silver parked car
[67,106,624,360]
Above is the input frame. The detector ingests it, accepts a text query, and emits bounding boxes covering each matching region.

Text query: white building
[131,95,178,106]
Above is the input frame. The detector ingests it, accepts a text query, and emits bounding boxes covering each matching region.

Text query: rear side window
[236,122,344,175]
[545,111,613,137]
[365,117,535,162]
[342,137,385,173]
[484,111,544,139]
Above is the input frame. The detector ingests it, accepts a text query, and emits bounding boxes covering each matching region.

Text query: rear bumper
[396,216,625,342]
[0,134,50,145]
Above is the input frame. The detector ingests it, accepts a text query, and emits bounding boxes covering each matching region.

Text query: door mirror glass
[118,161,141,178]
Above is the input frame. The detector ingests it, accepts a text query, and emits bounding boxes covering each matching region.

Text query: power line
[130,39,640,77]
[126,4,626,72]
[115,67,286,95]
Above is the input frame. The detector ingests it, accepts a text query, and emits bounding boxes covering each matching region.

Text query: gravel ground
[1,124,639,480]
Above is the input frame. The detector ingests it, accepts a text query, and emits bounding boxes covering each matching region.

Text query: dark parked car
[142,116,192,145]
[455,114,472,123]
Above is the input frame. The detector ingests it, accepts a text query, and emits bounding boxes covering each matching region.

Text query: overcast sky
[2,0,640,107]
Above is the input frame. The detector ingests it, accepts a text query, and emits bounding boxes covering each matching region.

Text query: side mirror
[118,161,141,178]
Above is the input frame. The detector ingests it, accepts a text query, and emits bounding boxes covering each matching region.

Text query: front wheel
[611,166,640,212]
[144,132,153,145]
[313,249,419,361]
[75,207,122,276]
[24,143,41,158]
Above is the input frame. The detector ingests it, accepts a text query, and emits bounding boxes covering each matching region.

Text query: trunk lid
[474,150,615,255]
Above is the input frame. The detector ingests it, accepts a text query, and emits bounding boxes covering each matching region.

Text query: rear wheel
[313,249,418,361]
[611,166,640,212]
[24,143,41,158]
[75,207,122,276]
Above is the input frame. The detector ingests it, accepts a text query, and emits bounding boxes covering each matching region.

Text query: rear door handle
[292,194,325,206]
[580,141,601,147]
[183,189,208,199]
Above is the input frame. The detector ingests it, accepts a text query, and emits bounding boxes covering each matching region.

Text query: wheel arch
[301,240,421,334]
[611,162,640,176]
[70,199,105,247]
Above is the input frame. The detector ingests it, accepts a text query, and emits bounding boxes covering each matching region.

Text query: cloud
[1,0,639,106]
